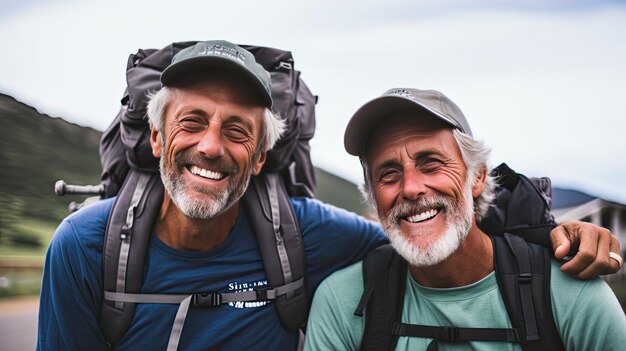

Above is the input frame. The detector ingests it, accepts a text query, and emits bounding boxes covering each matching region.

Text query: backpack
[100,42,316,198]
[97,42,317,349]
[353,163,565,351]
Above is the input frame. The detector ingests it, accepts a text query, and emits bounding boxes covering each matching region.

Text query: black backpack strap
[391,324,520,351]
[241,173,308,331]
[358,246,520,351]
[356,245,407,351]
[357,239,564,351]
[100,169,164,346]
[493,233,564,351]
[100,171,308,348]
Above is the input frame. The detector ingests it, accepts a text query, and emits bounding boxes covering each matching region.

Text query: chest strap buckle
[192,293,222,308]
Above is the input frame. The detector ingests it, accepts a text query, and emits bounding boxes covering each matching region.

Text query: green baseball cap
[161,40,273,107]
[344,88,473,156]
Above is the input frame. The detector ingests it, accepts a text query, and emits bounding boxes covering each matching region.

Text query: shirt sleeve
[37,217,107,350]
[550,262,626,351]
[292,197,387,295]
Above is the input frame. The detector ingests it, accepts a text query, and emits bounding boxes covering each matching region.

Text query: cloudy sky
[1,0,625,202]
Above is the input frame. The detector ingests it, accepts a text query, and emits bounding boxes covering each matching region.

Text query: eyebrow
[372,149,446,172]
[175,108,209,120]
[411,149,446,161]
[223,115,255,133]
[174,109,255,132]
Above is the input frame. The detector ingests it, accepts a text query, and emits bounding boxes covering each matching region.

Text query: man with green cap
[37,40,386,350]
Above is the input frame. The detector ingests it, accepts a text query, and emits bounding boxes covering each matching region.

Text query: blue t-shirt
[37,197,386,350]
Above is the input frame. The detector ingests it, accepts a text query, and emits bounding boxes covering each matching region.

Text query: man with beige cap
[305,88,625,350]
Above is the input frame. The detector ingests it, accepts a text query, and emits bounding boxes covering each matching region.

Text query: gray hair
[451,129,497,221]
[360,128,497,222]
[146,87,285,152]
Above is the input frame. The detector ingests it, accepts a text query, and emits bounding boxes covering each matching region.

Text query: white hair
[146,87,285,152]
[360,128,497,222]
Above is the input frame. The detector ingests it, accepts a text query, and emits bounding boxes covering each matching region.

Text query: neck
[154,193,239,251]
[408,222,494,288]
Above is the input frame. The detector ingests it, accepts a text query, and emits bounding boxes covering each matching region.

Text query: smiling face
[150,79,266,219]
[366,114,483,267]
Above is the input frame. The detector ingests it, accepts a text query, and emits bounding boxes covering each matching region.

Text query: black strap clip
[192,293,222,308]
[255,289,269,301]
[518,273,532,284]
[442,326,459,342]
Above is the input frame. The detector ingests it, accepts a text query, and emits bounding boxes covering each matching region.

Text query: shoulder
[549,259,626,349]
[305,261,366,351]
[548,259,620,309]
[50,197,114,252]
[548,259,607,305]
[311,261,365,319]
[64,197,114,226]
[317,260,365,300]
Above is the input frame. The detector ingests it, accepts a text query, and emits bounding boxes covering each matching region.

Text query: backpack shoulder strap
[355,244,407,351]
[100,169,164,347]
[241,173,308,331]
[357,239,563,351]
[493,233,564,351]
[100,171,308,349]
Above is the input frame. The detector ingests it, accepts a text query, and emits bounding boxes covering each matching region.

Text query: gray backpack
[96,42,317,349]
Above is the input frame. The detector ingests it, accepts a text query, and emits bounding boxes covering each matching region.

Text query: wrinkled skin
[365,114,622,281]
[149,78,266,251]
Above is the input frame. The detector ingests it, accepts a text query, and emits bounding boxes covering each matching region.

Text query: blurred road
[0,296,38,351]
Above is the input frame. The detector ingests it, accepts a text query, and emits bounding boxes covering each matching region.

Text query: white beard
[379,176,475,267]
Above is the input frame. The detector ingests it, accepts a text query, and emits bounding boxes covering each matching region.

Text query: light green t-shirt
[304,259,626,351]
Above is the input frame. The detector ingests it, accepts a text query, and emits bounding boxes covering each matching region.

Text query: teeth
[406,209,439,223]
[190,166,224,180]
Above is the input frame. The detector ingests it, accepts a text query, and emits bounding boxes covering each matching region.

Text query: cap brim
[161,56,272,107]
[344,95,460,156]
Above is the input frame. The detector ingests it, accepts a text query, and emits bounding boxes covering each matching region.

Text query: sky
[1,0,625,203]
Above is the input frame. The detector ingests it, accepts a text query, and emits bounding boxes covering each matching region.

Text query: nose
[401,168,426,201]
[196,125,225,158]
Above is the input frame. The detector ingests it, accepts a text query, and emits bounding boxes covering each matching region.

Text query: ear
[150,125,163,158]
[251,151,267,176]
[471,165,488,198]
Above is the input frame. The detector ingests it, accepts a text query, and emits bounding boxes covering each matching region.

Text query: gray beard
[159,149,252,220]
[379,177,475,267]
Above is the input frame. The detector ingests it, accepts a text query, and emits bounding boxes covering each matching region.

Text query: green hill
[0,93,102,257]
[315,168,366,215]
